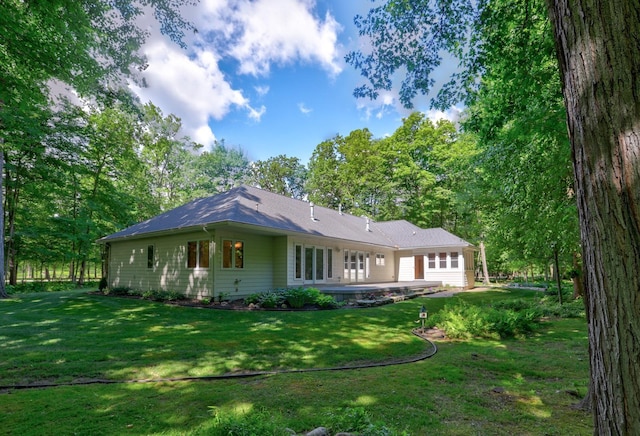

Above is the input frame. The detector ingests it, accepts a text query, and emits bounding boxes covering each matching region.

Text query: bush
[108,286,132,296]
[430,300,540,339]
[4,281,99,294]
[284,287,307,308]
[244,288,339,309]
[98,277,108,292]
[324,407,405,436]
[206,407,288,436]
[258,291,285,308]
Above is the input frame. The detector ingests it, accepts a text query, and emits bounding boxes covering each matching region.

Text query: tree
[0,0,193,295]
[306,136,345,210]
[248,155,307,199]
[349,0,640,431]
[546,1,640,431]
[192,141,250,198]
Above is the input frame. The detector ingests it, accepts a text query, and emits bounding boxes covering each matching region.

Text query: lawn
[0,288,593,435]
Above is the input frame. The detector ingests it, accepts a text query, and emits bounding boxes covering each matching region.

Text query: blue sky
[129,0,461,165]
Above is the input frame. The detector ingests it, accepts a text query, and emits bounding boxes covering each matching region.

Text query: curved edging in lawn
[1,329,437,391]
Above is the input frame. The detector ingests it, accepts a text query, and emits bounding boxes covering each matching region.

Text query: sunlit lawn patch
[0,288,592,435]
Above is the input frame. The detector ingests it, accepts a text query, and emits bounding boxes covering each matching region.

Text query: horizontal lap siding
[108,231,212,298]
[397,250,468,286]
[214,231,275,298]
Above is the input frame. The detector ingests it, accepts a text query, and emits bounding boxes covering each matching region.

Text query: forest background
[0,0,578,288]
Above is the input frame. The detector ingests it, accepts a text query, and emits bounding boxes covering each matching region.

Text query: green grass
[0,288,592,435]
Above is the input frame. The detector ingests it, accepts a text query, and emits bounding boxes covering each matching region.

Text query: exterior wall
[397,249,471,287]
[213,229,276,299]
[286,236,396,286]
[107,229,285,300]
[463,249,476,289]
[108,230,213,298]
[272,236,288,289]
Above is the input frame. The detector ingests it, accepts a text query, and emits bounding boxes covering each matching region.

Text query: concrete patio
[314,280,443,302]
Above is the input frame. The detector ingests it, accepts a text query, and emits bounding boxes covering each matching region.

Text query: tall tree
[192,141,250,198]
[0,0,193,295]
[348,0,640,430]
[546,0,640,431]
[248,155,307,199]
[307,136,345,210]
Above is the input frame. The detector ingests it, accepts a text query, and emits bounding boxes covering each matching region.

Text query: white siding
[395,249,472,287]
[397,253,415,281]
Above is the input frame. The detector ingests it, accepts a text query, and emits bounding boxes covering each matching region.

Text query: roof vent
[366,217,371,232]
[310,202,317,221]
[338,203,343,215]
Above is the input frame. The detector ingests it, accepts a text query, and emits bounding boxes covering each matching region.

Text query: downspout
[202,226,214,300]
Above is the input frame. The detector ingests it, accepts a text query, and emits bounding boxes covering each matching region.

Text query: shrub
[244,288,339,309]
[258,291,286,309]
[98,277,108,292]
[108,286,132,296]
[324,407,405,436]
[142,290,156,300]
[206,407,288,436]
[284,287,307,308]
[430,300,540,339]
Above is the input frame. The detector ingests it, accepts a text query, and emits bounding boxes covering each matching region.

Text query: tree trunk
[553,248,563,305]
[547,0,640,432]
[479,241,490,285]
[0,150,7,298]
[572,252,584,299]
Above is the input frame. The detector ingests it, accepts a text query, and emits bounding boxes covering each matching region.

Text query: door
[357,251,365,282]
[415,255,424,280]
[304,246,325,284]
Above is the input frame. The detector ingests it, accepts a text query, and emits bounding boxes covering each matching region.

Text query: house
[98,185,475,300]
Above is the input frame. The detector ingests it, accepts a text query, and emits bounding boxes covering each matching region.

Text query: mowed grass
[0,288,593,435]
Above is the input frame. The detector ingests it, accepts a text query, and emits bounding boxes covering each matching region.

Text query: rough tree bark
[546,0,640,433]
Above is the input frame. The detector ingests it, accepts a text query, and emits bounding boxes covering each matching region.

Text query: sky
[129,0,462,165]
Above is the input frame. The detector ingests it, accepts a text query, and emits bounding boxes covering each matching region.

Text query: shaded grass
[0,288,592,435]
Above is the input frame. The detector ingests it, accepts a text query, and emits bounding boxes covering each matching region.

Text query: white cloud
[128,0,342,148]
[298,102,313,114]
[222,0,343,76]
[425,106,463,124]
[254,85,270,97]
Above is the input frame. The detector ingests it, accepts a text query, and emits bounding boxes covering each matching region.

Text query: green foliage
[98,277,108,292]
[244,288,340,309]
[431,293,587,340]
[324,407,406,436]
[207,407,289,436]
[284,287,308,308]
[5,281,99,294]
[429,299,540,339]
[138,289,186,302]
[216,291,230,303]
[247,155,307,199]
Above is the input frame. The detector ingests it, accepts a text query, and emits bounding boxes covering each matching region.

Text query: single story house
[98,185,476,300]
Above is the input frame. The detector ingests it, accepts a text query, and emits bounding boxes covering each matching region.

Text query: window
[439,252,447,268]
[295,244,302,279]
[188,240,210,268]
[147,245,154,269]
[376,253,385,266]
[428,253,436,269]
[222,239,244,269]
[327,249,333,279]
[315,248,324,280]
[451,252,459,268]
[305,247,313,280]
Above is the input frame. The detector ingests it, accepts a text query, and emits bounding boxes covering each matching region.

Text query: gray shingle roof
[99,185,473,250]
